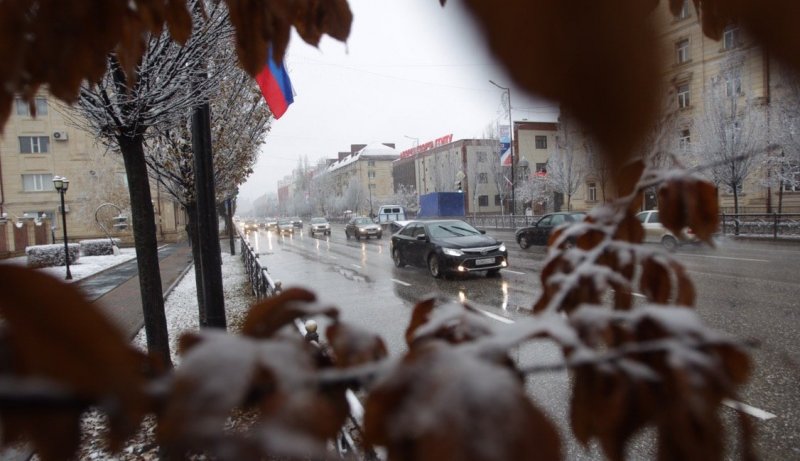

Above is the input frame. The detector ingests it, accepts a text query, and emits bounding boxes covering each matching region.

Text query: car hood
[433,234,500,249]
[357,224,381,230]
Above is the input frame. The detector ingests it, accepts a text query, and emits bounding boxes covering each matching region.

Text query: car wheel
[518,235,530,249]
[428,255,443,278]
[345,230,350,239]
[393,248,405,268]
[661,235,678,251]
[356,233,361,240]
[326,230,331,236]
[377,233,382,239]
[486,268,501,277]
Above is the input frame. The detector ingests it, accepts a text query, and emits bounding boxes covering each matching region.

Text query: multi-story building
[0,94,186,257]
[324,143,398,215]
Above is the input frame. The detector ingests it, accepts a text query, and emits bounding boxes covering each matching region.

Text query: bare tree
[697,52,766,215]
[546,119,586,211]
[765,61,800,212]
[65,1,234,365]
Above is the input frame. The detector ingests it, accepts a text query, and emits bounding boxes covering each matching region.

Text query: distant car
[345,216,382,240]
[390,219,508,278]
[276,218,294,235]
[290,217,303,228]
[515,212,586,248]
[636,209,697,251]
[242,220,259,232]
[266,217,278,230]
[309,217,331,236]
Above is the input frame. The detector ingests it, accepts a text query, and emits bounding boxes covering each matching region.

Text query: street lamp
[489,79,515,215]
[53,176,72,280]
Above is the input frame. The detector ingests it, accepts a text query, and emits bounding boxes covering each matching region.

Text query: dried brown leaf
[613,212,644,244]
[326,321,388,367]
[670,261,696,307]
[165,0,193,44]
[241,287,338,338]
[461,1,661,173]
[0,266,147,456]
[365,342,561,461]
[640,257,671,304]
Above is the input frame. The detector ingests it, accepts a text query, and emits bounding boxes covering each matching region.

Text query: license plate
[475,258,495,265]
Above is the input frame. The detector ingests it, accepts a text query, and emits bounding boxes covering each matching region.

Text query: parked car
[635,209,697,251]
[290,217,303,228]
[390,219,508,278]
[276,218,294,235]
[308,217,331,236]
[515,212,586,248]
[345,216,382,239]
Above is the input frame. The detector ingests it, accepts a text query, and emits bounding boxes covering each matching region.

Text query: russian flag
[256,46,294,119]
[499,147,512,166]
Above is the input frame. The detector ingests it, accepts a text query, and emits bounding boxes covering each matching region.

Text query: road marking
[391,278,411,287]
[503,270,526,275]
[723,399,777,420]
[680,254,769,263]
[351,264,362,269]
[473,306,515,324]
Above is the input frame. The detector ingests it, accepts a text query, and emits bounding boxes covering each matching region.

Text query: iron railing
[238,227,281,299]
[720,213,800,238]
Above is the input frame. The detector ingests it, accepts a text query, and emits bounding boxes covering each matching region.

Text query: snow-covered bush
[80,238,121,256]
[25,244,81,268]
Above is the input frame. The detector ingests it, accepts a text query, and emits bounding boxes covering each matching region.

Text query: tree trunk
[733,185,740,235]
[186,202,207,327]
[118,134,172,368]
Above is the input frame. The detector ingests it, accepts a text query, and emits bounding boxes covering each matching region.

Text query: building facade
[323,143,398,215]
[0,94,186,257]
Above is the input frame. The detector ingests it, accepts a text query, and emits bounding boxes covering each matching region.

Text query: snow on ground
[0,247,136,281]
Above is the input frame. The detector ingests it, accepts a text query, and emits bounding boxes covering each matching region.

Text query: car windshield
[311,218,327,224]
[278,219,290,225]
[427,221,480,238]
[354,218,372,225]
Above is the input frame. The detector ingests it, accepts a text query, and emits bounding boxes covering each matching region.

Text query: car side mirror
[479,229,486,234]
[415,234,427,241]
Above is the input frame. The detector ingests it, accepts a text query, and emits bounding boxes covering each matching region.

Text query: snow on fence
[720,213,800,238]
[238,228,280,299]
[79,238,121,256]
[25,243,80,268]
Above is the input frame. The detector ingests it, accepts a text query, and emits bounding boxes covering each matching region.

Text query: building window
[476,151,487,162]
[22,173,54,192]
[367,160,375,166]
[723,25,740,50]
[495,194,502,206]
[368,170,376,179]
[478,172,489,184]
[535,162,547,174]
[677,83,690,109]
[676,39,689,64]
[535,135,548,149]
[14,97,48,116]
[679,129,691,150]
[478,195,489,207]
[19,136,50,153]
[587,182,597,202]
[675,0,690,20]
[725,76,742,97]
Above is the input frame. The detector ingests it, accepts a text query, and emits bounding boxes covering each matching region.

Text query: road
[244,224,800,459]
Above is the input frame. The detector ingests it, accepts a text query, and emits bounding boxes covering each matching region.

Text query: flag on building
[256,46,294,119]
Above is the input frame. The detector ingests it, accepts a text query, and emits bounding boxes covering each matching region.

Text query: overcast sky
[237,0,558,203]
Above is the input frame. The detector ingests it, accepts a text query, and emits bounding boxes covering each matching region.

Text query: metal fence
[238,228,281,299]
[720,213,800,238]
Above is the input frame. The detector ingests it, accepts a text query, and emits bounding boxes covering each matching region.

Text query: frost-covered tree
[339,179,367,215]
[765,61,800,212]
[309,172,337,216]
[697,53,766,215]
[389,184,419,213]
[65,1,234,365]
[547,120,586,211]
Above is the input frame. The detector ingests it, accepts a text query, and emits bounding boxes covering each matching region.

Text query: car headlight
[499,244,506,252]
[442,248,463,257]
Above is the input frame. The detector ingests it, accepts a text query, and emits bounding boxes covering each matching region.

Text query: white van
[375,205,406,225]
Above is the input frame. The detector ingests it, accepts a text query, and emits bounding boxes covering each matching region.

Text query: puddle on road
[333,265,371,283]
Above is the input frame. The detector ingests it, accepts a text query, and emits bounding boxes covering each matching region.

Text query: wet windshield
[427,221,480,238]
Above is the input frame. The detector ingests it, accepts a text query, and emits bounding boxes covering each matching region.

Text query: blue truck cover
[417,192,465,218]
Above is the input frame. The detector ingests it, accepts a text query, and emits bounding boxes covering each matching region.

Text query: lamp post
[53,176,72,280]
[489,80,515,215]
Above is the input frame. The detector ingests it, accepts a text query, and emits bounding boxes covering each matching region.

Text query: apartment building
[0,95,186,256]
[324,143,398,214]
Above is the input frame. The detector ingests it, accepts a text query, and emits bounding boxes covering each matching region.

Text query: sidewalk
[83,241,194,339]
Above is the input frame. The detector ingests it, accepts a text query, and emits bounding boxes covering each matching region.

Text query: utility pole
[490,80,515,215]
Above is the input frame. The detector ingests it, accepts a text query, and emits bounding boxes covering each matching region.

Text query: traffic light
[455,180,462,192]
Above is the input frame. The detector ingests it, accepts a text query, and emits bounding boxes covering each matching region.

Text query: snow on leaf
[241,287,338,339]
[364,342,561,461]
[0,265,147,458]
[326,321,388,367]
